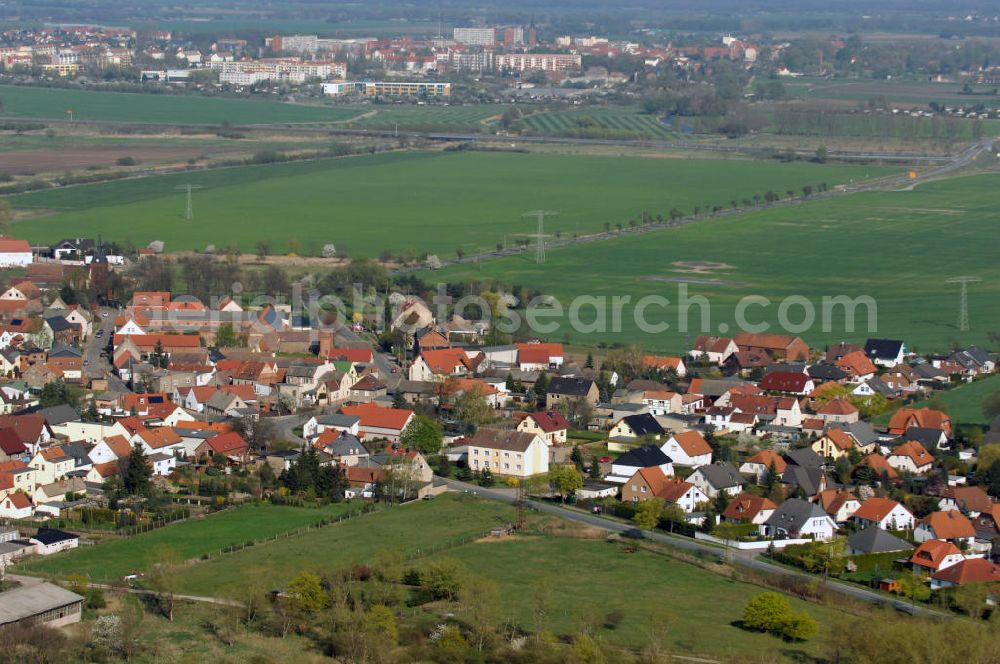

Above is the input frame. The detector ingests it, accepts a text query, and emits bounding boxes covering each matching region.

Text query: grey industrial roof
[0,582,85,625]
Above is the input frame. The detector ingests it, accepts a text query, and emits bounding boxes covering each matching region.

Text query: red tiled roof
[516,342,563,365]
[327,347,373,363]
[4,492,31,509]
[723,492,776,521]
[889,440,933,467]
[919,511,975,540]
[852,497,905,522]
[204,431,248,455]
[743,449,787,473]
[672,430,712,456]
[758,371,810,392]
[930,558,1000,585]
[910,539,962,570]
[818,398,858,416]
[340,403,414,432]
[0,237,31,253]
[526,411,570,433]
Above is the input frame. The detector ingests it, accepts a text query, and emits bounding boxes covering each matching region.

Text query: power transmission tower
[174,184,204,220]
[523,210,557,265]
[946,276,981,332]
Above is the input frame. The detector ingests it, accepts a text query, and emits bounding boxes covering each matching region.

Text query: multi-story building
[453,27,496,46]
[494,53,582,72]
[216,58,346,85]
[323,80,451,98]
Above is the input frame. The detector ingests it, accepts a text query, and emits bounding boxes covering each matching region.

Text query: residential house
[689,336,738,364]
[815,398,859,424]
[131,427,184,457]
[887,407,951,437]
[762,498,837,540]
[194,431,250,465]
[846,526,915,556]
[609,444,673,482]
[622,467,707,512]
[302,413,360,440]
[87,435,133,465]
[817,489,861,523]
[938,486,992,517]
[687,461,744,498]
[546,377,599,409]
[339,404,414,443]
[0,491,32,519]
[739,449,787,484]
[929,558,1000,589]
[516,411,570,445]
[466,428,548,478]
[812,428,860,460]
[660,430,712,468]
[758,371,814,395]
[851,497,915,531]
[29,446,75,486]
[910,539,965,573]
[314,431,370,466]
[642,355,686,378]
[915,511,976,549]
[610,413,665,441]
[864,338,906,367]
[516,343,564,371]
[722,492,777,525]
[835,350,878,381]
[408,347,483,381]
[887,440,934,474]
[641,390,682,416]
[345,466,384,499]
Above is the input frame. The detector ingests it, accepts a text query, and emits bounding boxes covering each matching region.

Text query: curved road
[440,478,951,619]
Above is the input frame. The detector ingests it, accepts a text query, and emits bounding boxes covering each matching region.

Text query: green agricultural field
[903,373,1000,427]
[0,85,365,125]
[439,536,854,657]
[22,502,360,582]
[8,150,893,255]
[348,104,508,132]
[783,76,1000,105]
[173,494,512,595]
[432,172,1000,354]
[520,106,681,139]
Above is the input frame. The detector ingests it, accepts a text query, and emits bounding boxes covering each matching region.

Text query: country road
[439,478,951,620]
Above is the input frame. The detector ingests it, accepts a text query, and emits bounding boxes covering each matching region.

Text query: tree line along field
[8,149,894,255]
[21,502,360,582]
[782,76,1000,105]
[432,172,1000,355]
[0,84,366,125]
[80,494,853,658]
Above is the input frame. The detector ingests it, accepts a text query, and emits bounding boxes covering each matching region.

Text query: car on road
[101,311,109,317]
[83,360,89,366]
[96,329,104,337]
[599,456,611,463]
[391,367,398,373]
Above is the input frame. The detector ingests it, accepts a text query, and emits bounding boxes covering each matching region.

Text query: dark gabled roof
[807,363,848,381]
[547,377,595,397]
[765,498,829,532]
[614,444,671,469]
[324,432,369,457]
[45,317,74,333]
[864,338,904,361]
[842,421,878,446]
[694,461,744,489]
[847,525,915,554]
[38,404,80,427]
[47,343,82,358]
[30,527,78,545]
[781,466,825,496]
[316,413,361,428]
[621,413,664,437]
[904,426,948,448]
[763,363,807,376]
[783,447,824,469]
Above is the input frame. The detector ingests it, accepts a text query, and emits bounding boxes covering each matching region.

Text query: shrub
[742,592,818,641]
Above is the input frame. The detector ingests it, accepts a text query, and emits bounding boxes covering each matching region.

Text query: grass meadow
[432,172,1000,354]
[22,502,360,582]
[8,150,893,255]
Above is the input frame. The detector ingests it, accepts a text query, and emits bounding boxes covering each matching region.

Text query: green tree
[285,571,327,615]
[588,453,602,479]
[400,415,443,454]
[633,497,665,531]
[455,388,492,432]
[533,372,550,405]
[570,445,585,471]
[215,323,238,348]
[120,445,152,497]
[548,464,583,503]
[148,546,181,621]
[742,591,818,640]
